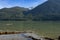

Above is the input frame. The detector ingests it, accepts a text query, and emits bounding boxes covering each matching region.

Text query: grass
[0,21,60,38]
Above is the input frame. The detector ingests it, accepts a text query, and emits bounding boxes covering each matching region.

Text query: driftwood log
[0,31,27,35]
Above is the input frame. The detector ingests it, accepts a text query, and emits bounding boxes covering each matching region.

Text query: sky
[0,0,47,9]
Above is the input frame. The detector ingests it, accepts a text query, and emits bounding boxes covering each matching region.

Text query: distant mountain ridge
[0,0,60,21]
[0,6,29,21]
[26,0,60,21]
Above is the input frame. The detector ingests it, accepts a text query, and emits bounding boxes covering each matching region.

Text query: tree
[27,13,33,21]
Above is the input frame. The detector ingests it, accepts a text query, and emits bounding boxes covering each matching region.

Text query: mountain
[0,6,29,21]
[0,0,60,21]
[26,0,60,21]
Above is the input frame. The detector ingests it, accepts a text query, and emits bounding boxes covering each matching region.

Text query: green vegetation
[0,21,60,38]
[0,6,29,20]
[26,0,60,21]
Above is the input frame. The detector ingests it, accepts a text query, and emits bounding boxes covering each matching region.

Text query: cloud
[0,0,47,8]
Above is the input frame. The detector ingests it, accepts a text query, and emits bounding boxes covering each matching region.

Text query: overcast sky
[0,0,47,9]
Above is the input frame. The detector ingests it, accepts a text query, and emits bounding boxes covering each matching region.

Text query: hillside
[26,0,60,21]
[0,6,29,21]
[0,0,60,21]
